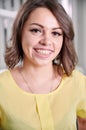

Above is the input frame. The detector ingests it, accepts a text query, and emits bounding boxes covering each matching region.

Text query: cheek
[22,35,38,47]
[55,38,63,51]
[22,31,41,47]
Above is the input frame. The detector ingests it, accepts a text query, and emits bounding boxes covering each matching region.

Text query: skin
[11,7,63,93]
[22,7,63,67]
[77,116,86,130]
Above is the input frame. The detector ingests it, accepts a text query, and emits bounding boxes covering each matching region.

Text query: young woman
[0,0,86,130]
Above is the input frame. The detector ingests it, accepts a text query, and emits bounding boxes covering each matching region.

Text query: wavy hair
[5,0,78,76]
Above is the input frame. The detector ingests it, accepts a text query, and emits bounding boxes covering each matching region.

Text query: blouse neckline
[6,70,68,97]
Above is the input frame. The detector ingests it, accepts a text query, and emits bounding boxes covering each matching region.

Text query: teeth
[36,49,51,55]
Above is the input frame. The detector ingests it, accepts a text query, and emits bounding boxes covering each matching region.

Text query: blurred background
[0,0,86,75]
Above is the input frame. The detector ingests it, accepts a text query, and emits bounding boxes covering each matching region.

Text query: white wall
[72,0,86,74]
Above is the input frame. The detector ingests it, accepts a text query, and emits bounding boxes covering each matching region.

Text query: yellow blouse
[0,70,86,130]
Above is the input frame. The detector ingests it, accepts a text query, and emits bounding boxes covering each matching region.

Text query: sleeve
[0,107,3,129]
[76,74,86,118]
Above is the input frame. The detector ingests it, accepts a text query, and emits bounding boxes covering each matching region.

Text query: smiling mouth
[34,48,53,55]
[36,49,52,54]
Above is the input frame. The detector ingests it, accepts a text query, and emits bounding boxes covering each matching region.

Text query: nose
[39,32,52,46]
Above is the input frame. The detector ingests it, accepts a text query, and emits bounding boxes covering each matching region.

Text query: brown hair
[5,0,78,76]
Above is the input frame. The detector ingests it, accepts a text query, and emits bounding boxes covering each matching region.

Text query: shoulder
[72,69,86,80]
[0,69,10,82]
[71,69,86,87]
[63,69,86,84]
[63,69,86,89]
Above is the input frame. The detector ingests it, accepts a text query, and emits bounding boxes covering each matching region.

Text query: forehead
[25,7,60,28]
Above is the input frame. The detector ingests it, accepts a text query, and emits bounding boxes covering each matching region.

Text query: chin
[33,59,52,67]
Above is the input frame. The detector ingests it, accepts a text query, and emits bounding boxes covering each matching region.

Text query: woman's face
[22,7,63,67]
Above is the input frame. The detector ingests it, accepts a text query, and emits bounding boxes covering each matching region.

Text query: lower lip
[33,49,53,59]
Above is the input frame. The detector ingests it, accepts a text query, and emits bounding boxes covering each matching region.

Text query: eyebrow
[30,23,62,30]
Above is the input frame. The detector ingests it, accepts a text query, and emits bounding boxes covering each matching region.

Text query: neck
[20,61,54,82]
[17,61,62,94]
[18,61,56,94]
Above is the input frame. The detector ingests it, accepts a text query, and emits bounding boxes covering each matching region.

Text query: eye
[29,28,42,36]
[30,28,40,33]
[52,31,62,37]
